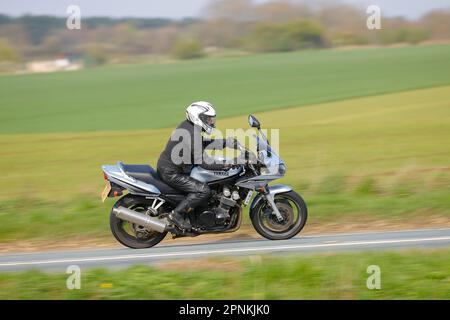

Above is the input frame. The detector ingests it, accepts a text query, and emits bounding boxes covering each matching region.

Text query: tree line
[0,0,449,67]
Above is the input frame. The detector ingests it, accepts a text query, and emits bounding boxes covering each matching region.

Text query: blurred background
[1,0,450,71]
[0,0,449,299]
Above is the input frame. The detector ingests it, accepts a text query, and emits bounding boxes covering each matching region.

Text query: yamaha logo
[213,171,229,176]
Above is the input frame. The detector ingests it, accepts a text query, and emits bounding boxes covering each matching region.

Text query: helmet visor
[200,113,216,128]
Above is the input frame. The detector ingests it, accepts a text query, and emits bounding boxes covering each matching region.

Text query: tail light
[103,172,108,180]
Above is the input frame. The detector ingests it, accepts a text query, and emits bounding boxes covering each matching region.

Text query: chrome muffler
[112,206,167,233]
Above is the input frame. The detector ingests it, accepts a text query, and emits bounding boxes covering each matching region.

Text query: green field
[0,45,449,245]
[1,45,450,134]
[0,86,449,244]
[0,249,448,299]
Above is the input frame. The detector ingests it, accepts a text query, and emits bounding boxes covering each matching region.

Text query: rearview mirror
[248,114,261,129]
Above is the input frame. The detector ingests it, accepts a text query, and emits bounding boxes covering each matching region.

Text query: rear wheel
[110,195,167,249]
[250,191,307,240]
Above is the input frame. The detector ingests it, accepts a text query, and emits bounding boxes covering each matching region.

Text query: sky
[0,0,449,20]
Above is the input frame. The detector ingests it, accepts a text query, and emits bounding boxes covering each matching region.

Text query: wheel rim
[258,195,301,234]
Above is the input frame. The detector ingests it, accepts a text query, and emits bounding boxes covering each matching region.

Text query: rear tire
[250,191,307,240]
[110,195,167,249]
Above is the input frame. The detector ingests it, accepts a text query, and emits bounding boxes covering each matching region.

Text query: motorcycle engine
[214,187,239,224]
[198,187,240,228]
[197,210,217,228]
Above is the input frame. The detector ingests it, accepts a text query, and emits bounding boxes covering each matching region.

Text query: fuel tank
[190,166,243,183]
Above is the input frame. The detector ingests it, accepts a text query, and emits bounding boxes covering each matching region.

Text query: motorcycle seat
[122,164,184,195]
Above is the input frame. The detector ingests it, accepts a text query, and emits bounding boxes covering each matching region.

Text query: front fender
[249,184,293,213]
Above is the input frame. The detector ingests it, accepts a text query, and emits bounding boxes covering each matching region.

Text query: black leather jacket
[157,120,232,174]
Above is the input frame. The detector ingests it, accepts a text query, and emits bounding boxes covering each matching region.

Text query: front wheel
[250,191,307,240]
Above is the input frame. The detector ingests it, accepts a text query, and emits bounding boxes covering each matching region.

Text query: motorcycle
[101,114,307,249]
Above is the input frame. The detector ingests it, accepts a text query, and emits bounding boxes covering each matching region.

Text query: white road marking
[0,236,449,268]
[288,227,450,239]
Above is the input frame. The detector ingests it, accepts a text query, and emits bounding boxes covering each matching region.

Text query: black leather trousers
[158,166,211,214]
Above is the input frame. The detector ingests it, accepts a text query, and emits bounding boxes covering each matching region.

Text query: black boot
[168,210,191,230]
[168,197,195,230]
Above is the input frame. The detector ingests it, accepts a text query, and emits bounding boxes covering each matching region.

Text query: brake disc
[264,202,294,231]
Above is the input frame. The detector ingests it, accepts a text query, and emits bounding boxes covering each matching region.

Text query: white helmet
[186,101,217,134]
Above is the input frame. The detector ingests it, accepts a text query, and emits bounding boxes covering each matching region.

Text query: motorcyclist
[157,101,240,230]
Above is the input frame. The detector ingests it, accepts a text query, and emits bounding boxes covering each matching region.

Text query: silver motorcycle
[101,115,307,249]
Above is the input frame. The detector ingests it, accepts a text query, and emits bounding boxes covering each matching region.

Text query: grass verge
[0,249,448,299]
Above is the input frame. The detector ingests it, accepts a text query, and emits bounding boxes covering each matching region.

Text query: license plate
[101,181,112,202]
[244,190,254,206]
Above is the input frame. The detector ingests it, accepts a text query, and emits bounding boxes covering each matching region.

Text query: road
[0,228,449,272]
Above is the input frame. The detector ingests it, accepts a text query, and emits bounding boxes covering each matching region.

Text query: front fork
[245,186,284,222]
[263,189,284,222]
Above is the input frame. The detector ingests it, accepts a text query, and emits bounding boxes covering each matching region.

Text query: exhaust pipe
[113,206,167,233]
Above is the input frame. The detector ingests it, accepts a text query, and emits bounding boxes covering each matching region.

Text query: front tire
[250,191,307,240]
[110,195,167,249]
